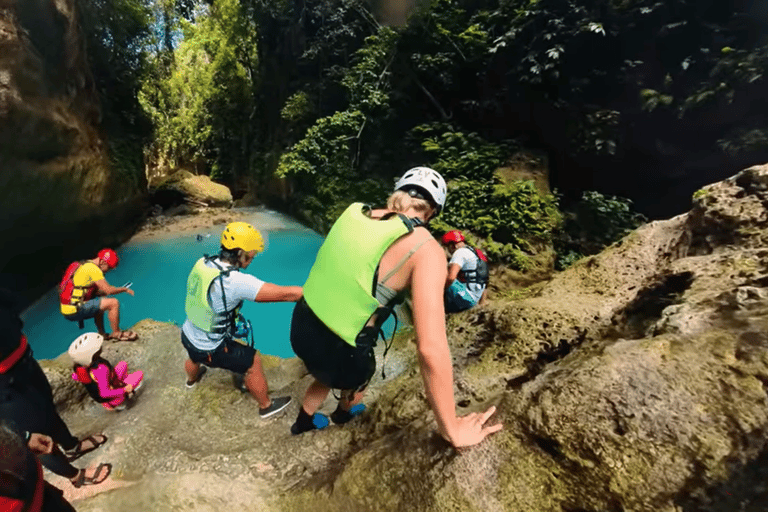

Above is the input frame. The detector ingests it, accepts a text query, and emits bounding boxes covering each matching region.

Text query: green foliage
[76,0,152,130]
[717,128,768,155]
[281,92,313,122]
[132,0,767,271]
[341,28,400,114]
[555,250,584,270]
[75,0,152,191]
[569,109,620,155]
[640,89,674,112]
[681,45,768,114]
[273,25,401,228]
[108,136,146,190]
[277,110,366,177]
[692,188,708,200]
[140,0,258,176]
[556,191,645,269]
[439,179,560,245]
[411,125,559,265]
[412,124,516,180]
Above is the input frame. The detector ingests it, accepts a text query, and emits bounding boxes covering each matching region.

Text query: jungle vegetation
[75,0,768,267]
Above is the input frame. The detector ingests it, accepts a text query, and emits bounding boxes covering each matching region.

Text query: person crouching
[68,333,144,411]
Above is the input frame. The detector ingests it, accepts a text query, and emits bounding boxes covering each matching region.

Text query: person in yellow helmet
[181,222,303,419]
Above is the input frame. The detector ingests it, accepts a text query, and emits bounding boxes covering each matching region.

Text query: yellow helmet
[221,222,264,253]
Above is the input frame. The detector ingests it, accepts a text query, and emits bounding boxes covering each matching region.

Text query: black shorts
[290,298,375,391]
[181,331,256,375]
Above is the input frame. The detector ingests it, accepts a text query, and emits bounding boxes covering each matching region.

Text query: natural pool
[21,209,324,360]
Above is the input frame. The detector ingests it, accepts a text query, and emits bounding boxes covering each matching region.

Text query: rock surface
[0,0,145,304]
[151,170,233,208]
[39,164,768,511]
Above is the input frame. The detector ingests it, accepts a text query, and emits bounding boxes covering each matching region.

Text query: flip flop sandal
[65,434,108,461]
[73,463,112,488]
[110,330,138,341]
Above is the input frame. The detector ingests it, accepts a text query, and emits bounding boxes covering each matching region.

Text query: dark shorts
[290,298,375,391]
[63,298,101,322]
[181,331,256,375]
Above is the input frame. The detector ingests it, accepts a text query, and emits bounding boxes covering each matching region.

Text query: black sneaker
[185,366,207,389]
[259,396,292,419]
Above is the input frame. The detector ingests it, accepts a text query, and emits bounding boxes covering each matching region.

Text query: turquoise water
[21,215,324,360]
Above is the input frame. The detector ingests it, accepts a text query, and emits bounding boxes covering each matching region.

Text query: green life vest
[185,257,238,333]
[303,203,413,347]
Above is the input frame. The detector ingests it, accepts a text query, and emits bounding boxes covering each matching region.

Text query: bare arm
[412,241,501,447]
[254,283,303,303]
[94,279,133,297]
[445,263,461,288]
[412,242,456,437]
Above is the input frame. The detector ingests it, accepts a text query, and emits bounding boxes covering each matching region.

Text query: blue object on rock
[312,413,330,430]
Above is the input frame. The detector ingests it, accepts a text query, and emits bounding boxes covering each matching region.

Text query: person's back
[370,209,439,293]
[182,255,261,351]
[451,246,486,298]
[441,230,488,312]
[59,261,101,316]
[181,222,301,419]
[58,249,138,341]
[291,167,501,447]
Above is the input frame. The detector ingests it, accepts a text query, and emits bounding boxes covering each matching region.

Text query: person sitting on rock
[68,333,144,412]
[59,248,138,341]
[0,289,111,489]
[181,222,302,419]
[440,230,489,313]
[289,167,502,448]
[0,421,77,512]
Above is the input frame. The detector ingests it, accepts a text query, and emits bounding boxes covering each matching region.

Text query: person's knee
[99,298,119,311]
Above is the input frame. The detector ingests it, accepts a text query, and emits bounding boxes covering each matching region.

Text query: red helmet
[97,248,119,269]
[441,230,465,245]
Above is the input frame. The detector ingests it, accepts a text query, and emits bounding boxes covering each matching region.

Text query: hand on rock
[445,406,502,449]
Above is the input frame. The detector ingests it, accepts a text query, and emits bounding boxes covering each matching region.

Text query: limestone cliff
[38,164,768,511]
[0,0,145,304]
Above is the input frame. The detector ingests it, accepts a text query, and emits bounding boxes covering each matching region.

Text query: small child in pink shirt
[68,333,143,411]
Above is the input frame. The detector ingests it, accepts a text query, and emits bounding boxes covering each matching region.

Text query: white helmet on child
[68,332,104,366]
[394,166,447,213]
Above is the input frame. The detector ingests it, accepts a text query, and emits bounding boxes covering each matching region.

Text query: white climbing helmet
[68,332,104,366]
[394,166,447,213]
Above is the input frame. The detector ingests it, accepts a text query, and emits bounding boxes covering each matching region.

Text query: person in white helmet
[290,167,502,447]
[68,333,144,411]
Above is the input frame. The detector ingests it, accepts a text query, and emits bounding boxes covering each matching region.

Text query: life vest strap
[0,335,28,374]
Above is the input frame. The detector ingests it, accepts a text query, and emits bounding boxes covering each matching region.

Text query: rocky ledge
[39,164,768,511]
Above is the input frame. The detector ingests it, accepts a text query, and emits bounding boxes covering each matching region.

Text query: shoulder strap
[380,236,432,285]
